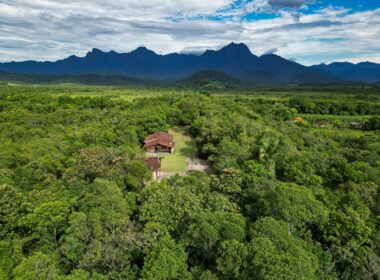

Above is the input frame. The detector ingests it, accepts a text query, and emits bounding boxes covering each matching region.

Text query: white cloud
[0,1,379,65]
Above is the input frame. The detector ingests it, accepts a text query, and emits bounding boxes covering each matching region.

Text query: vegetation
[0,84,379,279]
[175,70,245,90]
[0,71,153,87]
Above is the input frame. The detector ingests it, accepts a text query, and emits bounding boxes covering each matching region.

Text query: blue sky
[241,0,380,20]
[0,0,379,65]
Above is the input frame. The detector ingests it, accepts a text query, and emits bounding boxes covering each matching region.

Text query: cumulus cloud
[264,48,279,54]
[0,1,379,65]
[234,0,311,21]
[268,0,306,10]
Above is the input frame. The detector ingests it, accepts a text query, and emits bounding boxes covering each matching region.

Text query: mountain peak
[85,48,105,58]
[219,42,252,55]
[91,48,103,53]
[129,46,156,56]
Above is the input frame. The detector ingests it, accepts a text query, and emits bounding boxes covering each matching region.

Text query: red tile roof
[143,131,174,149]
[145,157,161,171]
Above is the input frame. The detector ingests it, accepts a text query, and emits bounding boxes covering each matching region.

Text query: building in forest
[143,131,175,153]
[145,156,162,181]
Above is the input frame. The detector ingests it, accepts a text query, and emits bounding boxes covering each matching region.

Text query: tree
[185,208,246,262]
[13,252,60,280]
[60,212,91,268]
[210,138,250,172]
[323,193,374,277]
[256,130,282,173]
[141,237,188,280]
[211,168,243,196]
[242,217,320,280]
[61,179,138,275]
[216,240,248,279]
[260,183,329,232]
[139,183,202,234]
[0,240,23,280]
[363,116,380,131]
[0,184,23,239]
[22,201,70,250]
[64,147,150,190]
[61,269,107,280]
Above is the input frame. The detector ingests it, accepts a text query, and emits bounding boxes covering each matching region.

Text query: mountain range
[0,42,379,84]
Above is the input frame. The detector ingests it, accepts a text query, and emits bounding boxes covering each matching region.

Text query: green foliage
[185,208,246,258]
[244,218,320,279]
[0,85,379,279]
[211,168,243,196]
[216,240,248,279]
[13,252,60,280]
[363,116,380,130]
[22,201,70,250]
[140,184,202,233]
[259,183,329,231]
[61,179,138,276]
[61,269,107,280]
[141,237,188,280]
[210,138,251,171]
[0,185,23,238]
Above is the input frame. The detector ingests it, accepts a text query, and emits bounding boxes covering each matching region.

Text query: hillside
[175,70,245,89]
[311,61,380,83]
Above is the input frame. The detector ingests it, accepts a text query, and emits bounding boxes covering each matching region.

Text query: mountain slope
[311,62,380,83]
[249,54,339,83]
[175,70,245,89]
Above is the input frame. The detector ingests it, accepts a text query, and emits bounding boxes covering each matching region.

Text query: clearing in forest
[146,127,210,177]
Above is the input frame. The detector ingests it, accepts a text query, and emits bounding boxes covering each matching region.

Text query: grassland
[149,128,198,173]
[299,114,372,121]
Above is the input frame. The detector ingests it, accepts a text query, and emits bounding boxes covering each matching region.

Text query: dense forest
[0,85,379,279]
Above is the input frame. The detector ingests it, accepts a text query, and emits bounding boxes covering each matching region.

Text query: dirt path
[186,158,211,172]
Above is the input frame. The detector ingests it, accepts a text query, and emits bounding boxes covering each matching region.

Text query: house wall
[146,145,172,153]
[158,146,171,152]
[146,147,155,153]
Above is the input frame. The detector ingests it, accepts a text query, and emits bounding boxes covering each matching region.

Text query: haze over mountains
[0,43,379,84]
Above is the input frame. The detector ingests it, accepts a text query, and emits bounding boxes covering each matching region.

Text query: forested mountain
[312,62,380,83]
[0,43,350,83]
[175,70,245,89]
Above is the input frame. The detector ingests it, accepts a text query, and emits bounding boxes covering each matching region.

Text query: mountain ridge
[0,42,378,83]
[311,61,380,83]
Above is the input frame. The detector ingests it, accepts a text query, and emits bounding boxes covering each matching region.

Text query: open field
[299,114,373,121]
[146,127,199,173]
[161,128,193,172]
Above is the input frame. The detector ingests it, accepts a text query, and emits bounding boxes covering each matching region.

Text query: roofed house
[143,131,175,153]
[145,157,162,181]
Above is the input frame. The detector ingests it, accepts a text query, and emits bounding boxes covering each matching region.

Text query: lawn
[156,128,197,172]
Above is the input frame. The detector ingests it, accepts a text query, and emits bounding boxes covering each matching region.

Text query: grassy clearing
[158,128,197,172]
[299,114,372,121]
